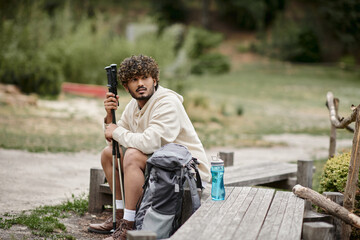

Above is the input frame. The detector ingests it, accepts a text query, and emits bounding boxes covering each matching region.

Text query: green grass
[184,62,359,148]
[0,194,88,239]
[0,102,106,153]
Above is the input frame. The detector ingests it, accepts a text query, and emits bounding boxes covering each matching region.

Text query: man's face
[125,75,157,107]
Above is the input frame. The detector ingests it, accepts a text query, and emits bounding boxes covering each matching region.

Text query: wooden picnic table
[170,186,305,240]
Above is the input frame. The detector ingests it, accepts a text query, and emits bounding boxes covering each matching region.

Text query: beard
[128,83,156,101]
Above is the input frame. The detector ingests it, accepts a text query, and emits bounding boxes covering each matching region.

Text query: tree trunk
[342,105,360,239]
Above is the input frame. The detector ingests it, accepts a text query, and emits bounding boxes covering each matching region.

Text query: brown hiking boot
[103,219,135,240]
[88,209,124,234]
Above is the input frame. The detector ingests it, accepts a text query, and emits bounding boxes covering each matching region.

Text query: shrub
[183,27,224,59]
[183,27,230,75]
[0,4,63,96]
[236,105,244,116]
[0,2,182,96]
[319,151,351,193]
[319,151,360,240]
[339,55,357,70]
[191,53,230,75]
[267,17,321,63]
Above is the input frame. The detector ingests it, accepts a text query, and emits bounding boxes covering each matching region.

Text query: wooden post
[342,105,360,239]
[219,151,234,167]
[297,160,313,188]
[303,210,332,224]
[323,192,344,240]
[323,192,344,206]
[303,222,334,240]
[89,167,106,213]
[127,231,156,240]
[297,160,313,210]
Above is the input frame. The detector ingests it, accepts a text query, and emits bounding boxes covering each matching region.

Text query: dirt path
[0,134,353,239]
[0,134,353,214]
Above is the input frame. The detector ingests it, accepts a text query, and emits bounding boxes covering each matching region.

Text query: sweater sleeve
[112,100,181,154]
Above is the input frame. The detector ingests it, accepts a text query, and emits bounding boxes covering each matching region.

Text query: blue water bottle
[211,156,225,201]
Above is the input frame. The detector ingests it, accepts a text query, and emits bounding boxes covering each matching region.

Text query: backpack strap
[191,158,203,190]
[184,172,201,213]
[136,163,152,213]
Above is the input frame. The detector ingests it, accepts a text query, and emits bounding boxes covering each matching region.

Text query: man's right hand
[104,92,119,123]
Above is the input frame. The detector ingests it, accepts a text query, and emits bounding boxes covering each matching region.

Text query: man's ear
[123,85,129,92]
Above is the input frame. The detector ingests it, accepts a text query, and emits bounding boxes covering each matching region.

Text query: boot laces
[112,220,129,239]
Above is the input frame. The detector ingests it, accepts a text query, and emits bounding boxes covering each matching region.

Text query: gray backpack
[135,143,202,239]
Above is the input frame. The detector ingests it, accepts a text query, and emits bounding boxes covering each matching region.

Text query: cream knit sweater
[112,86,211,183]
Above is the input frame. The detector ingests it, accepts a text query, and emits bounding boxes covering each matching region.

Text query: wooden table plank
[233,188,275,240]
[198,187,245,240]
[222,188,259,240]
[289,196,305,239]
[257,191,291,239]
[170,188,234,240]
[277,193,304,240]
[211,187,252,240]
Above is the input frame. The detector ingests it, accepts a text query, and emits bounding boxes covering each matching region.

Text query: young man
[88,55,210,240]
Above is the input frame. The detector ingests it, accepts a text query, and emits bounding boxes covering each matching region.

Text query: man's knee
[123,148,147,171]
[101,145,113,166]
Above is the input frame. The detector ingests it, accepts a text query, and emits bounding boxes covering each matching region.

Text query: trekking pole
[110,64,126,206]
[105,64,125,232]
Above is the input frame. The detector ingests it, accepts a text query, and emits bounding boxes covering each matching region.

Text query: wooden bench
[88,167,202,221]
[88,159,305,213]
[224,162,297,189]
[88,168,112,213]
[128,186,305,240]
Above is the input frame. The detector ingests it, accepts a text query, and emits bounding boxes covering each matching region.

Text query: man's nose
[138,78,145,86]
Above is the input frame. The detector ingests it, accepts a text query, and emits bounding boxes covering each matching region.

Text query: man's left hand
[105,123,118,142]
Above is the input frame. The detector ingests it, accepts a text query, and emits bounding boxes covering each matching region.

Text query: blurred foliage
[184,27,224,59]
[260,16,321,62]
[222,0,359,63]
[1,0,359,96]
[0,1,64,95]
[214,0,285,31]
[149,0,187,30]
[191,53,230,75]
[183,27,230,75]
[0,0,186,96]
[317,0,360,53]
[339,55,357,71]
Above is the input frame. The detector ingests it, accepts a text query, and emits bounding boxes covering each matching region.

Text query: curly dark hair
[118,55,160,89]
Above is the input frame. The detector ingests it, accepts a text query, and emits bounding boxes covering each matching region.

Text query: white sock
[116,200,124,210]
[123,209,136,222]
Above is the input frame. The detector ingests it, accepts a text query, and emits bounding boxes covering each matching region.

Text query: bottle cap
[211,155,224,166]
